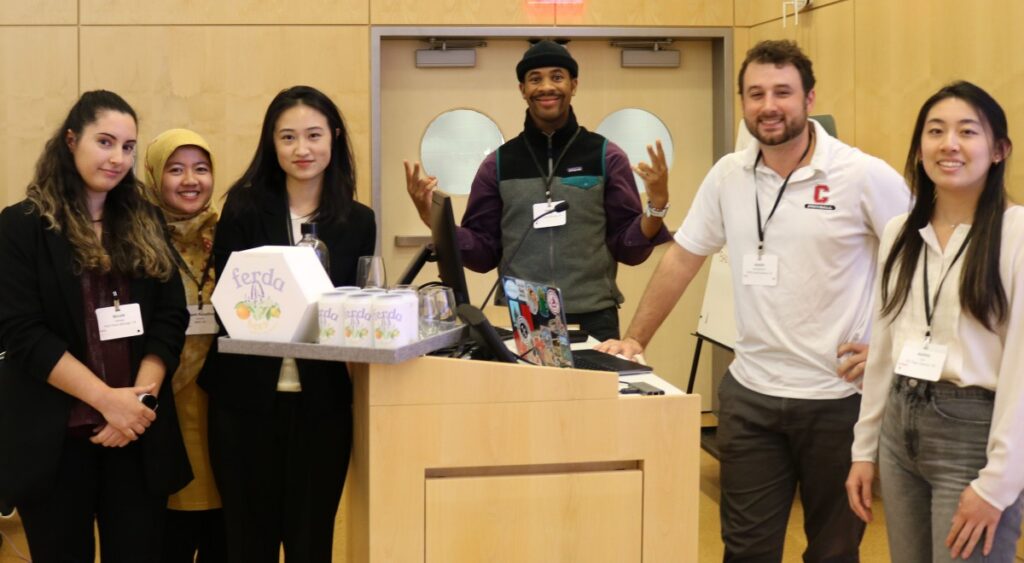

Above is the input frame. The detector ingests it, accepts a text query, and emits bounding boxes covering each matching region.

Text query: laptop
[501,276,653,375]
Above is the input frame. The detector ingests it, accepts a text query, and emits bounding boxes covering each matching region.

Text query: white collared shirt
[676,120,911,399]
[853,207,1024,510]
[275,212,311,393]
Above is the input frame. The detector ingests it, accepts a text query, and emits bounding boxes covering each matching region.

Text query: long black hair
[227,85,356,224]
[880,81,1012,330]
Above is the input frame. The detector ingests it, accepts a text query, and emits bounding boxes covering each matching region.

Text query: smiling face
[520,66,577,133]
[67,110,137,199]
[740,62,814,147]
[274,103,332,185]
[160,145,213,216]
[919,97,1004,197]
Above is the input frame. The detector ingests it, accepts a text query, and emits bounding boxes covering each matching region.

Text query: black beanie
[516,40,578,82]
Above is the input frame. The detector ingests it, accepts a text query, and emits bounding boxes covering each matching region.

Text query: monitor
[429,192,470,305]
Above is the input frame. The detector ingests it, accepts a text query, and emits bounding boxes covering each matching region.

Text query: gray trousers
[879,376,1023,563]
[717,371,864,563]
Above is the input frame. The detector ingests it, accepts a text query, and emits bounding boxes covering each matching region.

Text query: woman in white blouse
[845,81,1022,562]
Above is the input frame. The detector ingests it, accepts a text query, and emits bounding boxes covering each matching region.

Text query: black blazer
[0,200,193,503]
[201,186,376,414]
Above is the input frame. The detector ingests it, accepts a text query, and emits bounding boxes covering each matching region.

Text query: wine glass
[356,256,386,288]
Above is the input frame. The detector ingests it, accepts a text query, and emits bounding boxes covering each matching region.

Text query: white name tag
[95,303,144,341]
[895,340,947,382]
[186,304,220,335]
[742,253,779,286]
[533,201,567,229]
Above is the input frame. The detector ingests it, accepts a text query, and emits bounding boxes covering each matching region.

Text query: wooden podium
[344,356,700,562]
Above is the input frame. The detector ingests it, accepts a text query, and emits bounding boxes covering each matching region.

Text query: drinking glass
[418,286,458,337]
[356,256,386,288]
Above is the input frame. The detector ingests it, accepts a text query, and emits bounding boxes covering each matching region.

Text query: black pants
[161,508,227,563]
[17,436,167,563]
[717,371,864,563]
[208,394,352,563]
[565,306,620,341]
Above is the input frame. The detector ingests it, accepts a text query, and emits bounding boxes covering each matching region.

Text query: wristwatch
[138,393,159,412]
[645,201,670,218]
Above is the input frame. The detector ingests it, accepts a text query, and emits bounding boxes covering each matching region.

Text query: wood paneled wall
[0,0,731,208]
[736,0,1023,201]
[0,27,78,205]
[79,26,370,207]
[555,0,731,27]
[80,0,368,24]
[8,0,1016,208]
[0,1,76,25]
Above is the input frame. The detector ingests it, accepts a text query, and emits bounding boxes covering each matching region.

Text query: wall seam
[77,0,81,94]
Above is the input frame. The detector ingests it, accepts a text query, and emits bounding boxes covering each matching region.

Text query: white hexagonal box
[212,246,332,343]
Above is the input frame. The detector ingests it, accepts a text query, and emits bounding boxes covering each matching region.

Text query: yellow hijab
[143,129,219,393]
[143,128,216,220]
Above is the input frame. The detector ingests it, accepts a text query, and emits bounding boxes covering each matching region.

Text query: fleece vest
[496,119,622,314]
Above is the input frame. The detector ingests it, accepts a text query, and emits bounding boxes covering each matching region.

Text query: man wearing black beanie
[405,40,672,341]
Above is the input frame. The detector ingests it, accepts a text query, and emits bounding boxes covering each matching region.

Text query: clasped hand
[91,383,157,447]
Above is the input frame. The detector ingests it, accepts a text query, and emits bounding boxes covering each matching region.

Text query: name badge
[186,304,220,335]
[533,201,567,229]
[742,254,779,286]
[895,339,947,382]
[95,303,144,341]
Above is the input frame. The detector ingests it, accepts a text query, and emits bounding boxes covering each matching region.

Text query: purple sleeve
[456,153,502,273]
[604,142,672,265]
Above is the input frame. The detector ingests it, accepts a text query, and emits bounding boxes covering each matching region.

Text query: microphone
[479,201,570,308]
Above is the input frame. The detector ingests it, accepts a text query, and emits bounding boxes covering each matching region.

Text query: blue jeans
[879,376,1023,563]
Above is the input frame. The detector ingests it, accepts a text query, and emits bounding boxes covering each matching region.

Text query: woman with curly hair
[0,90,192,563]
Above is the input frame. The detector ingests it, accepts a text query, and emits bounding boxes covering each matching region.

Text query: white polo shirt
[676,120,911,399]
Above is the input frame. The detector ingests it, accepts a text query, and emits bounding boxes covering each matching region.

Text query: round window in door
[596,108,675,195]
[420,109,504,196]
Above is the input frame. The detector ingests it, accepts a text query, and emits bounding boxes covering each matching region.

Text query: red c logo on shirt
[813,184,830,203]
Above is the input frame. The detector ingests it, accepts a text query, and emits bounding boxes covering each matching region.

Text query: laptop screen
[501,276,574,368]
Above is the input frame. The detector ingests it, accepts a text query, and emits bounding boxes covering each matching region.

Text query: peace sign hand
[633,140,669,208]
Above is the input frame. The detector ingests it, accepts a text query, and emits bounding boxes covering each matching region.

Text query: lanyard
[170,246,215,310]
[922,233,971,339]
[522,128,581,203]
[752,127,814,255]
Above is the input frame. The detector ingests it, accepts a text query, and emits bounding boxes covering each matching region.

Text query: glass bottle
[296,222,330,277]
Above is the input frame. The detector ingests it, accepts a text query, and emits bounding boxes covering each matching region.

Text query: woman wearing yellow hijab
[143,129,225,563]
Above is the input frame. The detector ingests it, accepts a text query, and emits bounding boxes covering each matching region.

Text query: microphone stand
[479,201,570,307]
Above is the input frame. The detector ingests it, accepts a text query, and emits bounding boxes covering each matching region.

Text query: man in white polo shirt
[598,40,910,562]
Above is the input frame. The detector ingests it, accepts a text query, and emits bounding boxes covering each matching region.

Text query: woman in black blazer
[0,91,191,563]
[203,85,375,563]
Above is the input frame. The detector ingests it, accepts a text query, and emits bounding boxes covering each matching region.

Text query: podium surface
[346,355,699,562]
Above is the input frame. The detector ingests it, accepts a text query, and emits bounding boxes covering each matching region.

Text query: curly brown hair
[25,90,175,279]
[738,40,816,96]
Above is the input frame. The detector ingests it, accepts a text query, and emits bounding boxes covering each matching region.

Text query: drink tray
[218,324,467,364]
